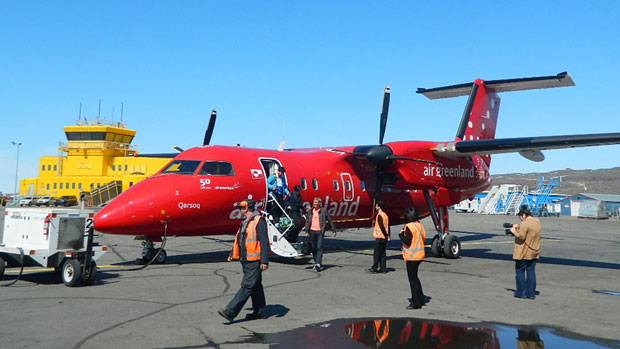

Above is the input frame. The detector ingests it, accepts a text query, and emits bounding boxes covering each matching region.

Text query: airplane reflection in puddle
[345,319,501,348]
[262,318,617,348]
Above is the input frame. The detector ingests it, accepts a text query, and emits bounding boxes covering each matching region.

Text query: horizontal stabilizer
[432,133,620,160]
[417,72,574,100]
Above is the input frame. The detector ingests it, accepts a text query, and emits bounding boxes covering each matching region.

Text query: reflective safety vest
[374,319,389,343]
[231,215,262,262]
[402,221,425,261]
[373,211,389,240]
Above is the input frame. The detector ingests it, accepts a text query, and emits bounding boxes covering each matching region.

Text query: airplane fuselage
[94,142,491,237]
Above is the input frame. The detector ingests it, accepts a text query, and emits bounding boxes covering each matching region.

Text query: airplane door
[258,158,285,207]
[341,173,354,201]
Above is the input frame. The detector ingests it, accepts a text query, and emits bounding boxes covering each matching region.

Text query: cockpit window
[161,160,201,175]
[198,161,235,176]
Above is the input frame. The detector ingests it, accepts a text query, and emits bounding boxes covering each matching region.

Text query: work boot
[245,312,268,320]
[218,308,235,322]
[406,303,422,310]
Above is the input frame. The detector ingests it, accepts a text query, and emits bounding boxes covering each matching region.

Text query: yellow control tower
[20,121,172,198]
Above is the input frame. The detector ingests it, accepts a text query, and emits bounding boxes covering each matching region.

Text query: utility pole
[12,141,22,196]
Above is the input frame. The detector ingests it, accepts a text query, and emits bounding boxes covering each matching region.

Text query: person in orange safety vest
[399,207,427,309]
[218,198,270,322]
[368,201,390,273]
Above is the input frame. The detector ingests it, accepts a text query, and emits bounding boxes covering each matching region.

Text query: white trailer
[0,207,107,287]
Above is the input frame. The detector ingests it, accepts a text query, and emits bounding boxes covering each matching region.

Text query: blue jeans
[515,259,537,298]
[225,261,266,317]
[308,231,324,266]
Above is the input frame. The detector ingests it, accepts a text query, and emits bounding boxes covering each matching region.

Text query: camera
[503,222,513,235]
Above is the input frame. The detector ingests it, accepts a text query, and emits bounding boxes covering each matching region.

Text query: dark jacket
[303,207,335,234]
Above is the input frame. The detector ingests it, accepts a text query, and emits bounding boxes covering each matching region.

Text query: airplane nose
[93,200,126,234]
[93,179,163,235]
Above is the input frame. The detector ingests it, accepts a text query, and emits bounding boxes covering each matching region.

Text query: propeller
[332,86,441,204]
[203,109,217,146]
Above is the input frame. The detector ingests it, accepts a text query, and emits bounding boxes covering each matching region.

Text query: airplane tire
[154,249,167,264]
[0,256,5,279]
[443,235,461,259]
[82,261,97,286]
[62,259,83,287]
[430,236,442,257]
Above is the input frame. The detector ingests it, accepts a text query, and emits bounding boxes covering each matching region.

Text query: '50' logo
[200,178,211,189]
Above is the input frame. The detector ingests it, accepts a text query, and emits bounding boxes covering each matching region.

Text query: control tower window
[161,160,201,175]
[197,161,235,176]
[66,132,106,140]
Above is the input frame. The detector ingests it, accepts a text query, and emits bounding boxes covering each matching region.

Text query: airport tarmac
[1,213,619,348]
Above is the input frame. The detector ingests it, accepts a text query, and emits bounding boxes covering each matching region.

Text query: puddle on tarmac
[251,318,619,348]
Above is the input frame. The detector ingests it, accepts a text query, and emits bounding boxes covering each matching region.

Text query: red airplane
[94,72,620,263]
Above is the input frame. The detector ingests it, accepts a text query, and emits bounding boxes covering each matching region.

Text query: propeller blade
[171,146,184,153]
[387,154,443,166]
[379,85,390,145]
[374,168,383,204]
[203,109,217,146]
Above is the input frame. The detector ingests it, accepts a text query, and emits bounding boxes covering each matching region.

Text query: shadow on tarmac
[462,248,620,270]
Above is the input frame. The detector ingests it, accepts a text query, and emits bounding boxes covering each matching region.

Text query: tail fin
[416,72,575,166]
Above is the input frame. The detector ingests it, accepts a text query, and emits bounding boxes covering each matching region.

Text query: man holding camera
[508,206,541,300]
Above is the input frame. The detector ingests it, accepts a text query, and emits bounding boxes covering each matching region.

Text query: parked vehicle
[54,195,78,207]
[35,196,55,206]
[19,196,34,206]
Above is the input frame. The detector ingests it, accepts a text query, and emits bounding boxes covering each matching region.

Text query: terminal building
[19,120,171,200]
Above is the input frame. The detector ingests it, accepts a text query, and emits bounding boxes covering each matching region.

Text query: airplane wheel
[154,249,167,264]
[62,259,83,287]
[443,235,461,259]
[82,261,97,286]
[430,236,443,257]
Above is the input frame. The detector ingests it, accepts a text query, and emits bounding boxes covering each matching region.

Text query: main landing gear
[423,190,461,259]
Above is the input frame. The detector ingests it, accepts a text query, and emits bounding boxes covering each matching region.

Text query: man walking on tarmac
[218,199,270,322]
[368,201,390,273]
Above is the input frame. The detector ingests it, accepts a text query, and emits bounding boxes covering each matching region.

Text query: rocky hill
[490,167,620,196]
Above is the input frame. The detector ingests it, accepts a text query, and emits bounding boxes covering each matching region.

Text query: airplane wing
[432,133,620,162]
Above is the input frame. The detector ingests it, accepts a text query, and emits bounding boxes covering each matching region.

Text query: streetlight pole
[12,141,22,197]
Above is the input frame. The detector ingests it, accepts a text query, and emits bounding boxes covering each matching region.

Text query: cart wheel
[82,261,97,286]
[0,256,5,279]
[62,259,82,287]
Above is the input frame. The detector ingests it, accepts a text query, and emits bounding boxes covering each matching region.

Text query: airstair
[477,186,499,214]
[263,194,302,258]
[505,186,528,215]
[88,181,123,206]
[480,184,520,214]
[525,176,561,216]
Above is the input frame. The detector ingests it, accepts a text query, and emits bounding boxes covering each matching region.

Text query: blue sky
[1,1,619,194]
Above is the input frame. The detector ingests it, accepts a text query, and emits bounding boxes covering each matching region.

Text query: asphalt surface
[1,213,619,348]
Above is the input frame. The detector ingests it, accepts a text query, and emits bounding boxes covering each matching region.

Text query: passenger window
[197,161,235,176]
[60,183,63,189]
[333,180,339,191]
[312,178,318,190]
[300,178,307,190]
[360,181,366,191]
[161,160,201,175]
[345,180,351,191]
